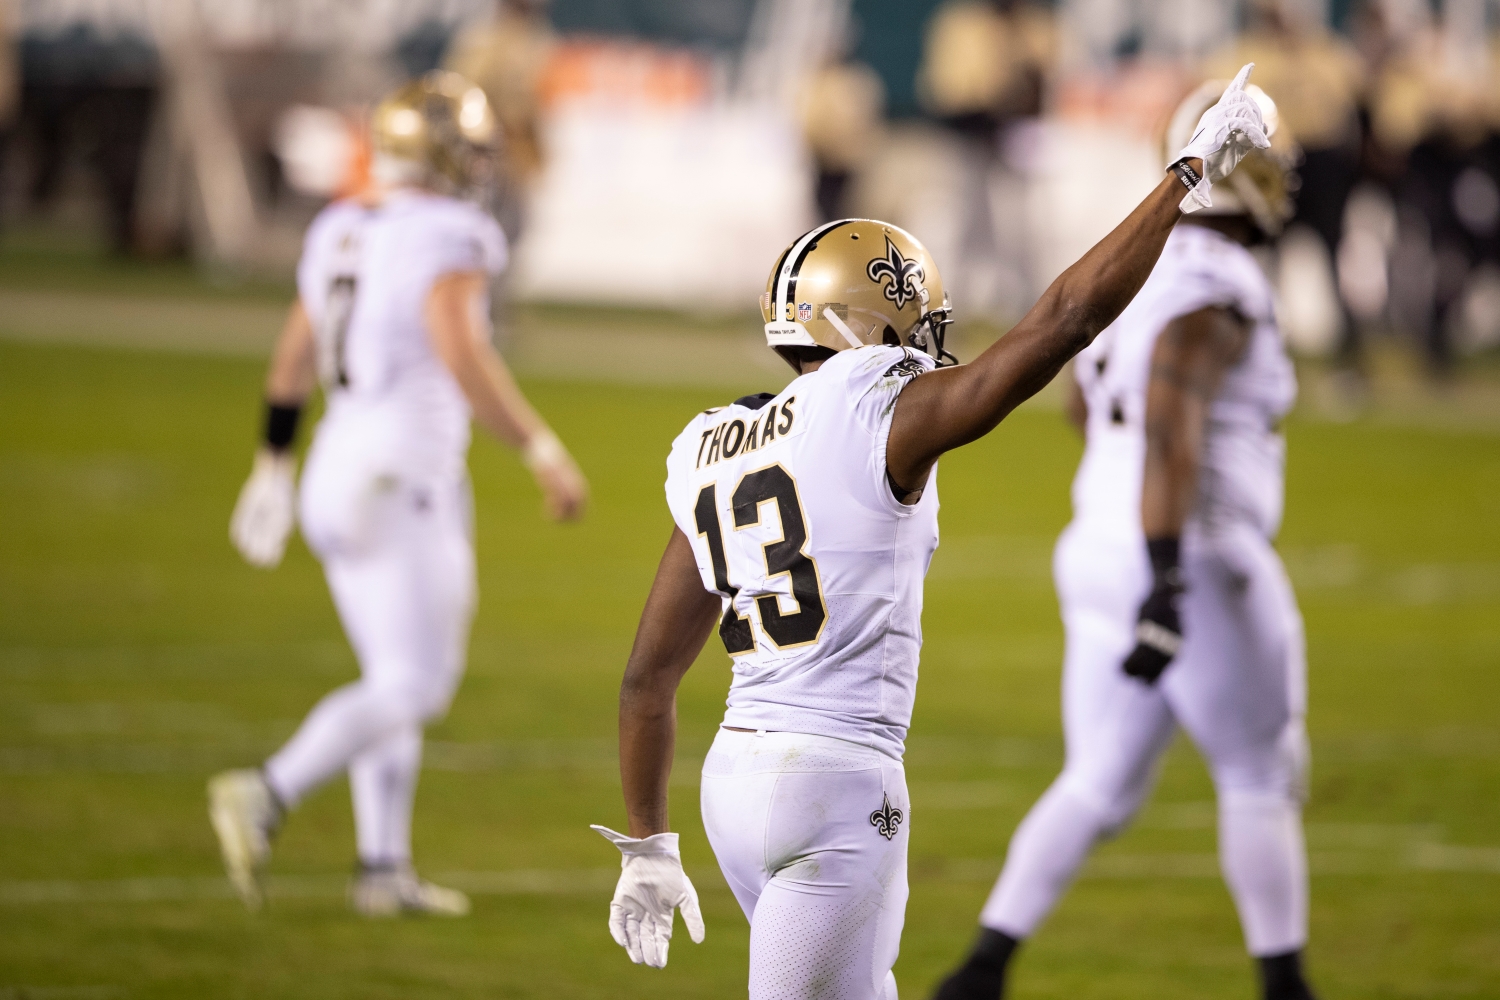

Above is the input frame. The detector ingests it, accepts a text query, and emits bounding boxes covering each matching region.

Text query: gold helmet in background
[370,71,498,194]
[1164,80,1300,236]
[761,219,956,368]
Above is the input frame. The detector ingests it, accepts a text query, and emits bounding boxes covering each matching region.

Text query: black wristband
[1146,536,1182,585]
[264,402,302,451]
[1169,160,1202,192]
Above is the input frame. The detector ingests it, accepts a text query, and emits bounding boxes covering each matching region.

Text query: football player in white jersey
[589,66,1269,998]
[933,84,1318,1000]
[208,72,588,916]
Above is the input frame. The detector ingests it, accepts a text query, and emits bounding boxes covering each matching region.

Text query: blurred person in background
[918,0,1055,319]
[1371,10,1500,379]
[935,82,1318,1000]
[590,66,1268,997]
[798,34,885,223]
[16,16,158,253]
[1210,0,1366,371]
[208,71,588,917]
[0,0,16,232]
[443,0,556,244]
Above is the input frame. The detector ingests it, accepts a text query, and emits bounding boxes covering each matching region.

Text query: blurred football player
[933,82,1317,1000]
[209,71,588,916]
[590,67,1268,998]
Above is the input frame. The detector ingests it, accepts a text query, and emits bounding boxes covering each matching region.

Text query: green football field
[2,299,1498,997]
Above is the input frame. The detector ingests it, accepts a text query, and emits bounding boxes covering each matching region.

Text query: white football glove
[1169,63,1271,214]
[230,449,297,568]
[591,825,705,968]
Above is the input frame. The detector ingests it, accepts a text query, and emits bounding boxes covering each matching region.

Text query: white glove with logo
[591,825,705,968]
[230,450,297,568]
[1169,63,1271,213]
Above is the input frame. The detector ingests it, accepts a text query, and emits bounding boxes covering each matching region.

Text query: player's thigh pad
[701,729,909,1000]
[321,478,476,721]
[1165,526,1304,795]
[1054,530,1177,831]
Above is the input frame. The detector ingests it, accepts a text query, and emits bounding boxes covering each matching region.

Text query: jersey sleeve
[295,201,353,328]
[835,346,938,438]
[1168,239,1272,325]
[663,409,715,540]
[831,345,938,515]
[423,205,508,282]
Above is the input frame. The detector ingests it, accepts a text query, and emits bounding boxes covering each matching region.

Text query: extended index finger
[1226,62,1254,93]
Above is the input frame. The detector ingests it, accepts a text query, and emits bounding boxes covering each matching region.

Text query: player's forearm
[457,341,549,450]
[617,619,712,837]
[265,301,316,405]
[1140,400,1203,537]
[619,680,678,837]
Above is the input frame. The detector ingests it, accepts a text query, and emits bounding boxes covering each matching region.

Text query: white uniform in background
[666,344,939,1000]
[979,223,1309,958]
[262,191,506,868]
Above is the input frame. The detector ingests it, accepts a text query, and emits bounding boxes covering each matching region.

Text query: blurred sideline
[3,265,1499,429]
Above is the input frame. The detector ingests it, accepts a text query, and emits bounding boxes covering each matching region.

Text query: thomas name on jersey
[694,397,797,470]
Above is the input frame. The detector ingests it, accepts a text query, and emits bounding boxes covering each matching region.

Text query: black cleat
[931,928,1020,1000]
[1258,950,1319,1000]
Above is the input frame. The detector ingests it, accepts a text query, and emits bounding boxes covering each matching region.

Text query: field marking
[6,840,1498,907]
[5,725,1497,776]
[0,869,620,905]
[935,845,1500,882]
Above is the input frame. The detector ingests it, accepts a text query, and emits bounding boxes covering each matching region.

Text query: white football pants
[701,729,910,1000]
[980,521,1310,957]
[264,466,475,866]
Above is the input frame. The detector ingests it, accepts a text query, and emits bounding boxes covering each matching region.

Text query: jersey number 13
[694,464,827,655]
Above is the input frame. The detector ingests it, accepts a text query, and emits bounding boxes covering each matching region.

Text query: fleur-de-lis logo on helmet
[866,236,927,311]
[869,792,904,840]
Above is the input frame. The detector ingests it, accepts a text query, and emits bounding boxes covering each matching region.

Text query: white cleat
[350,865,471,918]
[207,769,282,911]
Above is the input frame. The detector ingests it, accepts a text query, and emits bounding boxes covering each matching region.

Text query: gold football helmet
[370,71,498,194]
[1164,80,1300,236]
[761,219,955,369]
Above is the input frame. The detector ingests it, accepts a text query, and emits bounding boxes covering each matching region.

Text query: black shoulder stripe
[734,392,777,411]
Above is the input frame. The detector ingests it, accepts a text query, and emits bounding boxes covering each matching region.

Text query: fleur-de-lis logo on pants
[869,792,904,840]
[866,236,926,310]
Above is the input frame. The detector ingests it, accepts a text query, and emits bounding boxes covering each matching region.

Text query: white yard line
[0,869,620,905]
[5,841,1498,906]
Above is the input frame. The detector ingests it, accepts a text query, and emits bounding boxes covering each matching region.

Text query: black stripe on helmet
[784,219,855,311]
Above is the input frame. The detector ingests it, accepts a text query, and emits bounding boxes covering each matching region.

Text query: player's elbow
[1029,281,1101,358]
[619,664,678,717]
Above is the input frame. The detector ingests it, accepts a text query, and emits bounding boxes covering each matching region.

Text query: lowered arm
[617,526,723,836]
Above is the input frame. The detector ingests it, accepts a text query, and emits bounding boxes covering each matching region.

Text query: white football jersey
[296,190,507,485]
[664,346,940,759]
[1070,223,1297,541]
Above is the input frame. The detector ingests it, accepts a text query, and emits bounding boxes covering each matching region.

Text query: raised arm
[1119,304,1247,684]
[886,63,1268,495]
[425,271,588,521]
[887,172,1191,491]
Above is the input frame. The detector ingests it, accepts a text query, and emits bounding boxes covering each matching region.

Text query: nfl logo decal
[797,302,813,322]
